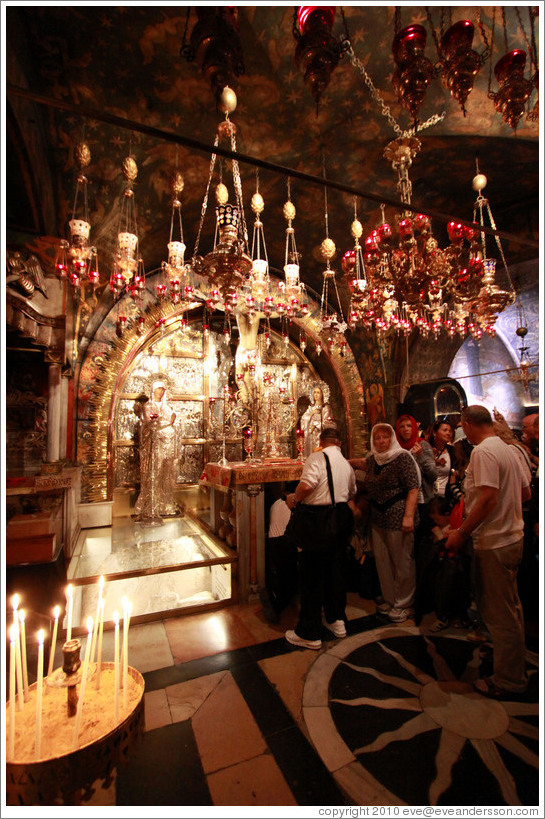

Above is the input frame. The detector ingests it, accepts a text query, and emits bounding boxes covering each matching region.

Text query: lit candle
[19,610,29,701]
[113,611,120,721]
[9,624,16,759]
[66,585,73,642]
[35,630,44,759]
[95,598,105,690]
[122,598,132,708]
[72,616,93,748]
[12,596,24,712]
[47,606,60,679]
[90,575,104,664]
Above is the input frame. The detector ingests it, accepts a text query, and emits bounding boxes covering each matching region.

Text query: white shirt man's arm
[445,485,499,549]
[287,482,314,509]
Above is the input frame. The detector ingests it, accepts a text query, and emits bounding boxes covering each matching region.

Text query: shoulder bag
[285,452,349,551]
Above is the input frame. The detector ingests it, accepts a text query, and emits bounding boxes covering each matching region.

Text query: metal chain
[425,7,442,60]
[345,41,445,137]
[192,134,219,260]
[529,7,538,73]
[485,200,516,294]
[475,8,490,60]
[229,126,249,249]
[501,6,508,54]
[515,6,537,74]
[322,148,330,239]
[292,7,300,41]
[487,8,496,96]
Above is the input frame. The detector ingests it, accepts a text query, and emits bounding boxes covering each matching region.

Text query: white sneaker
[322,617,347,638]
[388,608,412,623]
[285,630,322,650]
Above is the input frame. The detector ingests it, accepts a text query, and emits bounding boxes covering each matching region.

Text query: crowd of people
[271,405,539,701]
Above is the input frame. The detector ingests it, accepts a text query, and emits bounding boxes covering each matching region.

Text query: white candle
[72,617,93,748]
[66,585,73,642]
[47,606,60,678]
[12,597,24,712]
[95,598,105,690]
[35,630,44,759]
[19,610,29,701]
[9,624,16,759]
[90,576,104,664]
[113,611,120,721]
[122,598,132,708]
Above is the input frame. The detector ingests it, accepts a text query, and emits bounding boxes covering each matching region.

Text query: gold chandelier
[346,136,515,340]
[55,141,100,291]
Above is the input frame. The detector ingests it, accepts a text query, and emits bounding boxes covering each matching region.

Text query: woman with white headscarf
[134,380,179,523]
[351,423,420,623]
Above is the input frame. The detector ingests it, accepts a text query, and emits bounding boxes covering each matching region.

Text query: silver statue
[300,382,335,457]
[134,380,180,524]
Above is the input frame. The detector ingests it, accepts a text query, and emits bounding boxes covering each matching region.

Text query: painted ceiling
[5,5,540,310]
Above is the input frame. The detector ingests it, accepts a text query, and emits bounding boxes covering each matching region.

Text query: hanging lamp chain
[342,38,445,137]
[192,134,219,261]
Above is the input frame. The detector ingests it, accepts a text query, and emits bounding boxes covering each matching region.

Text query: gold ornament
[171,171,184,195]
[351,219,363,240]
[215,183,229,205]
[283,201,296,221]
[123,156,138,183]
[219,86,237,115]
[75,142,91,168]
[472,173,487,192]
[321,237,336,260]
[251,192,264,214]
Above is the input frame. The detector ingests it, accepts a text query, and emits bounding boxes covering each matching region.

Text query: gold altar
[199,458,303,602]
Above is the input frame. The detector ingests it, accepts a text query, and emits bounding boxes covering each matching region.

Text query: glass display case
[67,515,235,628]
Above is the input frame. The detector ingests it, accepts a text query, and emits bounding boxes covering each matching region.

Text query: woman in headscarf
[134,380,180,523]
[351,423,420,623]
[395,414,437,505]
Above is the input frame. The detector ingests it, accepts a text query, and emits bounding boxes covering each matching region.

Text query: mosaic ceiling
[6,5,540,307]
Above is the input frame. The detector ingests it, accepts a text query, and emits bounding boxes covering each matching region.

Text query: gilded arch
[77,287,367,503]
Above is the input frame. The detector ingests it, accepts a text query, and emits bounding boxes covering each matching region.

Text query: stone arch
[77,285,366,503]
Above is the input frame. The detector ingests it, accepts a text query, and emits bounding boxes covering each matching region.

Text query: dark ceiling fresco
[5,4,540,310]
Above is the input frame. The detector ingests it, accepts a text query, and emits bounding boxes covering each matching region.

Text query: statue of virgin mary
[134,379,180,524]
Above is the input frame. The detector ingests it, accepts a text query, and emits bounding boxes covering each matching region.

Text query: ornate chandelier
[158,167,192,307]
[508,300,538,392]
[55,141,100,291]
[109,153,146,309]
[346,137,515,340]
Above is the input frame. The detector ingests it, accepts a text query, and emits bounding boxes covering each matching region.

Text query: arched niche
[76,288,366,503]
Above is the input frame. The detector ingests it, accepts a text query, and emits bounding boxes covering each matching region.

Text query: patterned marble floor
[27,594,536,809]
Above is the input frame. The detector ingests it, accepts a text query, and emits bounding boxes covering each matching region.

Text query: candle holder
[6,663,144,806]
[46,639,94,717]
[243,427,256,464]
[218,389,230,466]
[295,428,306,461]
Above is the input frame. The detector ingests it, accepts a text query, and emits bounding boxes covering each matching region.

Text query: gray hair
[462,405,493,426]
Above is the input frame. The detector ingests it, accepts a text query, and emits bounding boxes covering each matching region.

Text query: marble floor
[25,591,537,811]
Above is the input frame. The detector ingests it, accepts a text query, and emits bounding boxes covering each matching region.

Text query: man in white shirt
[262,482,299,620]
[445,405,531,697]
[285,428,356,650]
